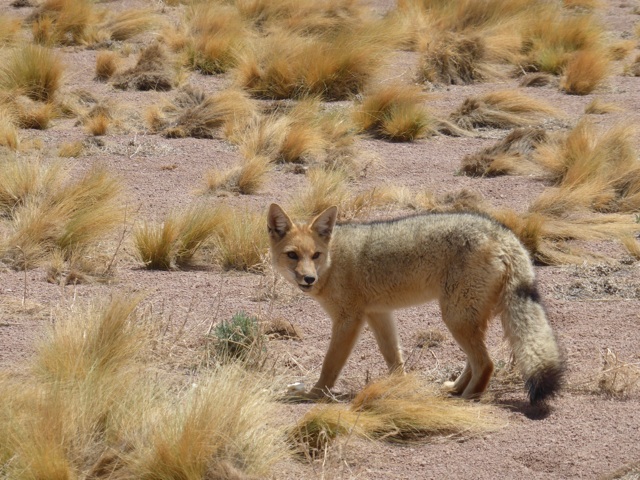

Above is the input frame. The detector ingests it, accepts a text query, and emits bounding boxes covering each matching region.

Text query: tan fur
[267,204,564,404]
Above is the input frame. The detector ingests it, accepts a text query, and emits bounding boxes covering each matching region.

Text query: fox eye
[312,252,321,259]
[286,251,299,260]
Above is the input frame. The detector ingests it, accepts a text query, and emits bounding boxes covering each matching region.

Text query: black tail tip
[525,363,565,405]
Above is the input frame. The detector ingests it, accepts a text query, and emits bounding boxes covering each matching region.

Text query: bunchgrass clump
[184,3,249,74]
[236,22,393,100]
[112,43,177,91]
[160,86,256,139]
[0,161,124,269]
[290,374,500,457]
[212,207,268,272]
[134,203,225,269]
[560,49,610,95]
[353,84,434,141]
[205,155,271,195]
[95,50,119,81]
[450,90,561,130]
[0,44,64,102]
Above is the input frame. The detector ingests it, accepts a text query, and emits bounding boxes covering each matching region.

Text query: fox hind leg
[441,303,494,399]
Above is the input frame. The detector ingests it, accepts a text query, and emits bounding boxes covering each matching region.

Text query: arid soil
[1,0,640,479]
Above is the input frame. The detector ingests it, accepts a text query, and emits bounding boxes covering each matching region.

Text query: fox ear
[311,205,338,239]
[267,203,292,240]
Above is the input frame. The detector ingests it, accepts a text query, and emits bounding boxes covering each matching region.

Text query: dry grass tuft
[134,203,225,269]
[353,84,435,142]
[0,112,20,150]
[29,0,103,45]
[560,49,610,95]
[160,86,256,139]
[584,98,622,115]
[288,167,350,219]
[236,22,392,100]
[112,43,177,91]
[0,44,64,102]
[211,207,268,272]
[0,161,124,269]
[95,50,119,81]
[520,9,604,75]
[608,39,635,61]
[596,348,640,399]
[205,155,271,195]
[106,8,159,41]
[518,72,555,88]
[418,32,494,85]
[450,90,561,130]
[0,16,22,45]
[290,374,500,457]
[184,4,249,74]
[57,141,83,158]
[461,127,548,177]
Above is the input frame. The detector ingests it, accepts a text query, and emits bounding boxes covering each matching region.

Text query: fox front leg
[307,315,365,399]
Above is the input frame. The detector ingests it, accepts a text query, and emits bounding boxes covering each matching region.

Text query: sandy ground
[1,0,640,479]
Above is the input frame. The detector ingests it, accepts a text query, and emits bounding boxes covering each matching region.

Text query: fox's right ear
[267,203,292,241]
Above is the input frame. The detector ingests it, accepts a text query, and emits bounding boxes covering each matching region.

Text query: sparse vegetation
[0,296,287,478]
[95,50,119,81]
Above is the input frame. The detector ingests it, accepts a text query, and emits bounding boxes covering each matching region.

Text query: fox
[267,203,564,405]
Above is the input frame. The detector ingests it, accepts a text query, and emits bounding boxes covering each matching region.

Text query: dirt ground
[1,0,640,479]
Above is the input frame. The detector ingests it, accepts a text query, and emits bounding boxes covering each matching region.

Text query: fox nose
[303,275,316,285]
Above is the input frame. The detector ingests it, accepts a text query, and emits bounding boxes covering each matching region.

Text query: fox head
[267,203,337,293]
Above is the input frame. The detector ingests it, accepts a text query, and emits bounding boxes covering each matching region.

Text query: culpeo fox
[267,204,564,405]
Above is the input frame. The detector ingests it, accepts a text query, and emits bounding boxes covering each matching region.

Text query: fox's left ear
[310,206,338,239]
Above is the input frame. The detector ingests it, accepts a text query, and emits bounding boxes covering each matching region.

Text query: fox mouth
[298,283,314,292]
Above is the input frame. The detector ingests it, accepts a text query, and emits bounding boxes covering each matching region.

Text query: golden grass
[0,44,64,102]
[520,9,604,75]
[290,374,500,456]
[134,203,225,269]
[185,4,249,74]
[450,90,561,130]
[29,0,103,45]
[95,50,119,81]
[0,162,124,269]
[205,155,271,195]
[106,8,159,41]
[0,295,287,478]
[608,39,635,61]
[417,32,494,85]
[353,84,435,141]
[0,16,22,45]
[560,49,610,95]
[57,141,83,158]
[85,112,110,136]
[288,167,349,218]
[0,113,19,150]
[236,22,393,100]
[212,207,268,272]
[584,98,622,115]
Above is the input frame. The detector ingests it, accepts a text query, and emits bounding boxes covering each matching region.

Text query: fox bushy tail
[500,248,564,405]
